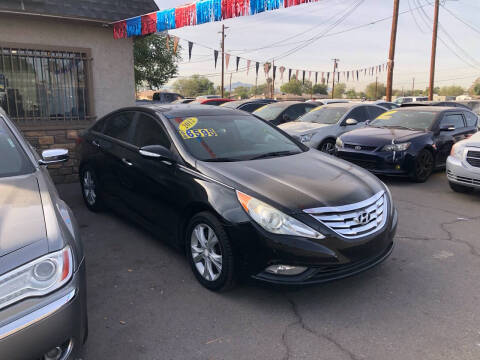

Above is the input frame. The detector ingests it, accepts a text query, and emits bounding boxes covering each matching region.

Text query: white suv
[447,132,480,192]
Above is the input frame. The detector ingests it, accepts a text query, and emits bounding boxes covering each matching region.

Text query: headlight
[336,137,344,148]
[450,143,466,159]
[382,142,410,152]
[0,246,73,310]
[299,133,313,143]
[236,191,325,239]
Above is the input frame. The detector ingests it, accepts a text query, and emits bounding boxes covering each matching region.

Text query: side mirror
[282,114,291,122]
[39,149,69,165]
[139,145,175,163]
[345,118,358,126]
[440,124,455,132]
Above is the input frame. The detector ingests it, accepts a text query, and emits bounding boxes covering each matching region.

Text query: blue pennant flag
[157,8,176,32]
[250,0,265,15]
[196,0,222,24]
[126,17,142,37]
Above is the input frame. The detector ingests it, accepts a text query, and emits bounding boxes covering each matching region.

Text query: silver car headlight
[0,246,73,310]
[450,142,466,160]
[236,191,325,239]
[299,133,313,143]
[336,137,344,148]
[382,142,410,152]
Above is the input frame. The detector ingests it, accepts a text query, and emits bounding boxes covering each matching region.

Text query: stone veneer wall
[22,126,86,184]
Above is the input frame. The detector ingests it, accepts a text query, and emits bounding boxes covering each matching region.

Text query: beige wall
[0,13,135,119]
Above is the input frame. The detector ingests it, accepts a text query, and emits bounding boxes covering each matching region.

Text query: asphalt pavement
[58,171,480,360]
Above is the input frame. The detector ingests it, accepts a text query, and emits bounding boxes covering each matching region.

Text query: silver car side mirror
[345,118,358,125]
[39,149,69,165]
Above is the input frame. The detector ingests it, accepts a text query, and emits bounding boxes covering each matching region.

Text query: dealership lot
[59,172,480,360]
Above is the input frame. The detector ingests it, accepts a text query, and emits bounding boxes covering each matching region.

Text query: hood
[340,126,428,147]
[0,173,49,274]
[197,150,384,212]
[465,132,480,147]
[279,121,330,135]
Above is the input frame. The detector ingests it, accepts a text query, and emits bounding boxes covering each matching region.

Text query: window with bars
[0,46,92,125]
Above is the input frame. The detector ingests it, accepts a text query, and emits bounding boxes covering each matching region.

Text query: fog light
[395,164,401,170]
[44,347,62,360]
[265,265,308,275]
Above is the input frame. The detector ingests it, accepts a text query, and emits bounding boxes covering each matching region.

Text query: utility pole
[229,73,232,96]
[386,0,400,102]
[375,76,378,99]
[331,58,339,99]
[272,60,275,99]
[429,0,440,101]
[219,25,228,98]
[412,77,415,96]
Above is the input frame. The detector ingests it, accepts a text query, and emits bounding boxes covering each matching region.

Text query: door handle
[122,158,133,166]
[92,140,100,147]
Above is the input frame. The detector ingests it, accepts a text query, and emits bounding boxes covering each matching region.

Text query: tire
[449,181,474,193]
[185,211,236,291]
[80,165,104,212]
[410,149,434,183]
[319,139,336,155]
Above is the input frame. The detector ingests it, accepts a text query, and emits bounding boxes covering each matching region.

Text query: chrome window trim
[304,191,388,239]
[0,289,76,340]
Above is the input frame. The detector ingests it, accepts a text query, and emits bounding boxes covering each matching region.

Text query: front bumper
[446,156,480,189]
[0,260,87,360]
[228,205,398,285]
[336,148,415,176]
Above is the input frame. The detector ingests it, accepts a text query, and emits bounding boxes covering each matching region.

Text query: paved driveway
[59,171,480,360]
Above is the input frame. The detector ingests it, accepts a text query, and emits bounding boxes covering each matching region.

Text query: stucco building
[0,0,158,182]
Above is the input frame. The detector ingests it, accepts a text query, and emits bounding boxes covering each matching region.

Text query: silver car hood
[465,132,480,147]
[0,173,49,267]
[279,121,330,135]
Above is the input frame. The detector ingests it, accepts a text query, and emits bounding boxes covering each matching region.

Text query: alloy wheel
[190,224,223,281]
[321,141,336,155]
[83,170,97,206]
[416,151,434,180]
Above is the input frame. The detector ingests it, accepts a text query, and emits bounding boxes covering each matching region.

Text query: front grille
[304,191,387,239]
[466,150,480,168]
[344,143,377,151]
[341,156,378,169]
[447,171,480,186]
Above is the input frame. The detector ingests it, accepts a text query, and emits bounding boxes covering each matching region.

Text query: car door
[435,112,468,165]
[95,111,137,204]
[463,110,478,135]
[341,106,369,133]
[124,111,180,237]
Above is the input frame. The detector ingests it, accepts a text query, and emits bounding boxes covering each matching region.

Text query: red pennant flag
[173,37,179,54]
[175,3,196,29]
[279,66,285,80]
[141,13,157,35]
[246,60,251,75]
[225,54,230,70]
[295,69,299,79]
[113,21,127,39]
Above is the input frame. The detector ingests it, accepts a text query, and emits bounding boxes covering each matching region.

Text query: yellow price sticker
[178,117,198,132]
[376,110,397,120]
[311,105,324,112]
[179,128,218,139]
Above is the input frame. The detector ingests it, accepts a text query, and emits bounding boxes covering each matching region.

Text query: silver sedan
[0,108,87,360]
[447,131,480,192]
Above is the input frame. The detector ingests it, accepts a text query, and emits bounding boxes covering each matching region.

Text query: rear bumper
[446,156,480,189]
[336,148,415,176]
[0,261,87,360]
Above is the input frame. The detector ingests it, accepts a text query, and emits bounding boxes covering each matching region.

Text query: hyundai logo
[355,145,362,150]
[355,211,371,225]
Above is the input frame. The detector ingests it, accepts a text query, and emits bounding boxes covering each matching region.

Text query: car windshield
[370,110,437,130]
[166,114,303,161]
[296,106,349,124]
[253,104,287,121]
[0,118,34,178]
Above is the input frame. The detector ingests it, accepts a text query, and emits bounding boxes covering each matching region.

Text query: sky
[152,0,480,92]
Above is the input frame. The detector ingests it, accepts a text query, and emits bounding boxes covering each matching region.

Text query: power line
[440,2,480,35]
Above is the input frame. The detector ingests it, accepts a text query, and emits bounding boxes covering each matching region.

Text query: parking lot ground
[58,171,480,360]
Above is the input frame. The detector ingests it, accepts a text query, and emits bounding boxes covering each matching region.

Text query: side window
[347,106,369,122]
[283,105,303,120]
[403,98,412,103]
[240,103,261,112]
[103,112,135,142]
[367,106,386,120]
[305,104,316,112]
[132,113,171,149]
[464,112,478,127]
[164,94,174,103]
[441,114,465,129]
[152,93,160,101]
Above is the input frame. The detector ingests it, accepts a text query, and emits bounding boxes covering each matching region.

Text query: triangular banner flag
[225,53,230,70]
[302,70,305,84]
[166,34,170,51]
[315,72,318,85]
[246,60,251,75]
[236,57,240,72]
[279,66,285,80]
[255,62,260,77]
[173,36,179,54]
[273,66,277,80]
[188,41,193,61]
[327,72,330,83]
[295,70,299,80]
[214,50,219,68]
[308,71,312,81]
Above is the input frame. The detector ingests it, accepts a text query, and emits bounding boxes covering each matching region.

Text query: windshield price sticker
[179,128,218,139]
[178,117,198,132]
[377,110,397,120]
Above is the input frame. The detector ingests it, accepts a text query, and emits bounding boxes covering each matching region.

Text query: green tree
[438,85,465,97]
[234,86,250,99]
[474,83,480,96]
[172,75,215,97]
[134,33,180,90]
[250,83,270,97]
[280,76,303,95]
[345,88,357,99]
[365,82,386,100]
[312,83,328,95]
[332,83,346,98]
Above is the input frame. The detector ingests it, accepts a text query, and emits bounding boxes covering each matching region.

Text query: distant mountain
[227,82,254,90]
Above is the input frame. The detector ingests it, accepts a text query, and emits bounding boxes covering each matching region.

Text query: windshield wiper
[249,150,300,160]
[203,157,241,162]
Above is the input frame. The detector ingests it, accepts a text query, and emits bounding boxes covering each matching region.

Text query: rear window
[0,119,34,178]
[253,103,288,121]
[297,106,349,124]
[465,112,478,127]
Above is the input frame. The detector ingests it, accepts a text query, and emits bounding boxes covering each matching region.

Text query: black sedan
[78,105,397,291]
[336,107,479,182]
[253,101,317,125]
[220,99,277,113]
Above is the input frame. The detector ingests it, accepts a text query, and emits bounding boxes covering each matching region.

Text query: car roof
[321,102,366,108]
[137,103,246,117]
[260,101,306,108]
[393,106,457,112]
